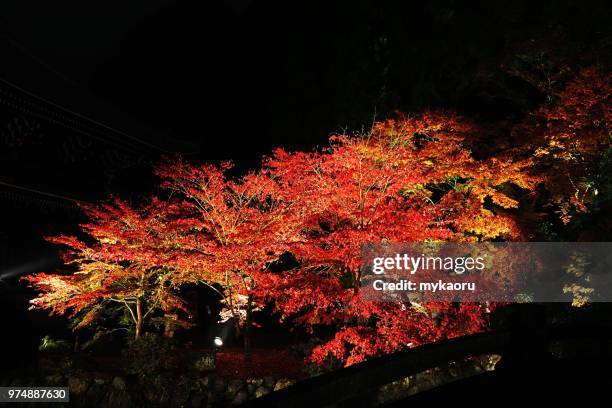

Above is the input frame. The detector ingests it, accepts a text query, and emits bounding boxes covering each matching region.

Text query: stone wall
[1,354,499,407]
[1,371,295,407]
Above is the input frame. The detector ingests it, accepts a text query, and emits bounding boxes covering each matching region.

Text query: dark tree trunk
[135,298,143,340]
[164,313,177,338]
[244,293,253,361]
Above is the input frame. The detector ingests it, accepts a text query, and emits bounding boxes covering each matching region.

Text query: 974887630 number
[0,387,69,402]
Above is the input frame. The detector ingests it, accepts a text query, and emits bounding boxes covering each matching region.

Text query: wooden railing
[241,323,612,407]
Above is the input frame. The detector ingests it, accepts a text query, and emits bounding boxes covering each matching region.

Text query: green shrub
[39,335,71,355]
[122,333,179,377]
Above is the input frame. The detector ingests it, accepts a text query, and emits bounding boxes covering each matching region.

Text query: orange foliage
[513,67,611,222]
[25,68,610,366]
[24,199,190,338]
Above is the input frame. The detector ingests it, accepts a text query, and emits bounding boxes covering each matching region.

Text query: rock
[86,385,101,400]
[195,353,216,372]
[68,376,90,395]
[482,354,502,371]
[199,376,211,387]
[10,379,23,387]
[254,386,269,398]
[231,390,249,406]
[227,379,244,395]
[247,378,263,387]
[106,388,133,408]
[144,389,159,403]
[45,374,64,385]
[206,390,219,404]
[413,372,426,383]
[190,394,204,407]
[273,379,294,391]
[263,376,275,388]
[157,393,170,406]
[112,376,127,391]
[213,377,226,393]
[406,385,420,397]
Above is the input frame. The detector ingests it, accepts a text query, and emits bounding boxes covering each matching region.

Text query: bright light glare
[0,255,58,280]
[213,336,223,347]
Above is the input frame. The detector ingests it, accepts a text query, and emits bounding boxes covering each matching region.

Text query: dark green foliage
[38,335,71,355]
[122,333,179,377]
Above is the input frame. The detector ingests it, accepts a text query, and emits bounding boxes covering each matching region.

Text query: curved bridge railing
[241,322,612,408]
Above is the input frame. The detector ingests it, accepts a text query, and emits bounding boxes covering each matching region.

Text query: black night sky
[3,1,609,168]
[1,1,611,406]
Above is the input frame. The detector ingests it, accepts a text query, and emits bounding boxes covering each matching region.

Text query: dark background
[1,0,610,371]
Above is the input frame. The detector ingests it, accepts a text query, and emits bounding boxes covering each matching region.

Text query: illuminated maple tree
[256,112,540,365]
[154,159,295,356]
[511,67,611,224]
[24,199,189,339]
[24,67,609,367]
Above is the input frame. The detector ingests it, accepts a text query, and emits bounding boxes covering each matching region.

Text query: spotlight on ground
[213,336,223,347]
